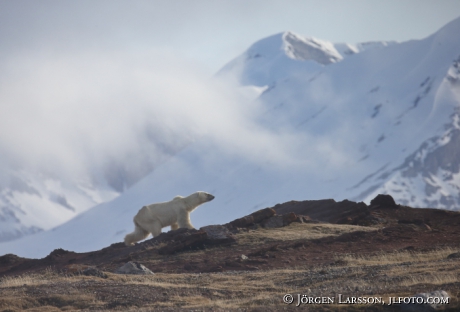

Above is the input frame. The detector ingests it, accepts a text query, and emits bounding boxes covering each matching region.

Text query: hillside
[1,195,459,311]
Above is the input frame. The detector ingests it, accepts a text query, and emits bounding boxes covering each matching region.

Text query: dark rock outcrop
[0,253,23,265]
[227,208,276,228]
[157,225,237,255]
[272,199,369,224]
[370,194,397,207]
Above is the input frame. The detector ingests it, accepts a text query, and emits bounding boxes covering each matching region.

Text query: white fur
[124,191,214,246]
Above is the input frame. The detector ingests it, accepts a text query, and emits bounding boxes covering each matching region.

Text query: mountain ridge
[2,194,460,273]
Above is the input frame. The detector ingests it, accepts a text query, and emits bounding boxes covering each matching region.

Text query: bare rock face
[115,261,154,275]
[370,194,397,207]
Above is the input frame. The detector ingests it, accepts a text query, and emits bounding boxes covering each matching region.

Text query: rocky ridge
[1,194,459,277]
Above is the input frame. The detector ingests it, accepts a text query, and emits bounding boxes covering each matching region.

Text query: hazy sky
[1,0,460,74]
[1,0,460,183]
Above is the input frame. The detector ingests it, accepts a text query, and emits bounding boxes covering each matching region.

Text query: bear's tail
[124,221,149,246]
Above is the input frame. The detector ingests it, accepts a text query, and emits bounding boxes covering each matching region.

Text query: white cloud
[0,45,319,191]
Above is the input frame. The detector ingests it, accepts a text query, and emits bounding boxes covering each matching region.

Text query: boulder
[282,212,298,225]
[261,216,284,228]
[299,215,313,223]
[228,215,255,228]
[370,194,397,207]
[115,261,154,275]
[250,208,276,223]
[201,225,236,245]
[201,225,231,240]
[447,252,460,259]
[81,267,108,278]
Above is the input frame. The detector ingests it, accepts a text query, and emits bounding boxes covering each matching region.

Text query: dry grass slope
[1,216,460,311]
[236,222,378,244]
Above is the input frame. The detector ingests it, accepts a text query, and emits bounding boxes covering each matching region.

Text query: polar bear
[124,191,215,246]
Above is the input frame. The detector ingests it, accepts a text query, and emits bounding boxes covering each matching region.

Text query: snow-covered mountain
[216,31,396,86]
[216,18,460,210]
[356,93,460,208]
[1,17,460,258]
[0,170,118,242]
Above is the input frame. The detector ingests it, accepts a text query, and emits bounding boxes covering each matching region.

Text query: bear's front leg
[171,222,179,230]
[177,214,195,229]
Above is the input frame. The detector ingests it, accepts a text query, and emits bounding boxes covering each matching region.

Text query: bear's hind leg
[124,223,149,246]
[143,220,163,238]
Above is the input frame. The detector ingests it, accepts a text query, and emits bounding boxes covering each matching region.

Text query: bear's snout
[207,194,215,201]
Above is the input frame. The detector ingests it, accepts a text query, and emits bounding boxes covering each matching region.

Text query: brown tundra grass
[1,223,459,311]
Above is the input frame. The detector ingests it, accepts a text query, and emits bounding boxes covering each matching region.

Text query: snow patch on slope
[334,41,397,57]
[360,108,460,209]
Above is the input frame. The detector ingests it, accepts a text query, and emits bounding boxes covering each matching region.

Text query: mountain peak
[216,31,343,86]
[216,30,397,87]
[281,31,342,64]
[243,31,343,65]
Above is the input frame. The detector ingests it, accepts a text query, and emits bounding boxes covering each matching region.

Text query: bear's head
[184,191,215,211]
[198,191,215,202]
